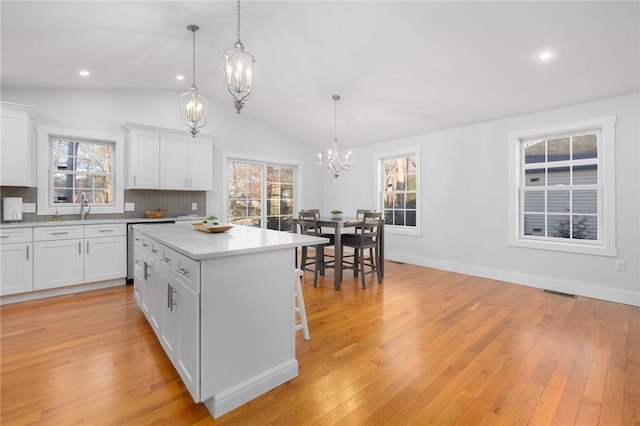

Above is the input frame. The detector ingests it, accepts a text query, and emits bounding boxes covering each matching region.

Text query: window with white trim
[379,151,420,235]
[37,126,124,215]
[508,117,617,256]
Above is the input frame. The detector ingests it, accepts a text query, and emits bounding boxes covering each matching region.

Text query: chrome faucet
[79,192,91,220]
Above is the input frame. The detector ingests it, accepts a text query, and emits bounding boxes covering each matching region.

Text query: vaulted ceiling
[2,1,638,149]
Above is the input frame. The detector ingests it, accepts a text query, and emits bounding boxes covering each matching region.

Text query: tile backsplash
[1,187,206,222]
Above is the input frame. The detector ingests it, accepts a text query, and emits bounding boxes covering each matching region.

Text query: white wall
[323,93,639,306]
[1,87,325,218]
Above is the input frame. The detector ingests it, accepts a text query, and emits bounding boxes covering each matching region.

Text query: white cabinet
[133,235,200,402]
[34,226,84,290]
[0,228,33,295]
[84,224,126,283]
[125,126,160,189]
[33,224,126,291]
[124,123,213,191]
[0,102,38,187]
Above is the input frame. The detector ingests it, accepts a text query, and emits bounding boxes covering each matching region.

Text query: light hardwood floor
[1,261,638,425]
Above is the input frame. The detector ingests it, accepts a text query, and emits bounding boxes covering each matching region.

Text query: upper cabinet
[124,123,213,191]
[0,102,38,187]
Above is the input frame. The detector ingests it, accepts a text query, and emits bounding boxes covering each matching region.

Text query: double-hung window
[226,159,296,231]
[37,126,124,215]
[378,150,420,236]
[508,117,617,256]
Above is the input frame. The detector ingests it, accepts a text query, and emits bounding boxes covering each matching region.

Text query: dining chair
[343,209,375,238]
[298,211,335,287]
[294,268,309,340]
[341,211,383,289]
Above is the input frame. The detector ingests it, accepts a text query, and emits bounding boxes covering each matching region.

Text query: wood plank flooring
[1,261,638,425]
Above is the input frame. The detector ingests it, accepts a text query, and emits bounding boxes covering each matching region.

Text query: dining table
[293,216,384,290]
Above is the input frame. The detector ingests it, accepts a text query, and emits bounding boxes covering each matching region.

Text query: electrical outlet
[22,203,36,213]
[125,202,135,211]
[191,202,197,211]
[615,260,626,272]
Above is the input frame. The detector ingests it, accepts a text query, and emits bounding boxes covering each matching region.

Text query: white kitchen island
[131,222,327,418]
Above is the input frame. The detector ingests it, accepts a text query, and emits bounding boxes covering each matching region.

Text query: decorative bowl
[145,209,167,218]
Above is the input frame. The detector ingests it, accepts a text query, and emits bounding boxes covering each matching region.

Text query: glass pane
[572,134,597,160]
[573,190,597,214]
[384,210,393,225]
[573,165,597,185]
[266,216,280,230]
[406,210,416,226]
[280,199,292,215]
[548,214,570,238]
[53,189,72,203]
[383,194,393,209]
[524,168,545,186]
[93,176,108,189]
[547,166,570,185]
[281,184,293,200]
[406,193,417,209]
[524,214,545,236]
[394,194,405,209]
[248,183,261,199]
[267,199,278,215]
[524,191,544,213]
[393,211,404,226]
[407,157,417,173]
[406,174,416,191]
[394,175,406,191]
[281,168,293,183]
[93,189,111,204]
[524,140,545,164]
[267,183,280,197]
[267,166,279,182]
[280,216,293,232]
[547,190,569,213]
[547,137,570,162]
[248,200,261,216]
[573,215,597,240]
[53,173,71,188]
[74,175,89,189]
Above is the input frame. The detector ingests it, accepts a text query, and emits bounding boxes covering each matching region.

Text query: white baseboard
[203,359,298,418]
[386,251,640,307]
[1,279,126,305]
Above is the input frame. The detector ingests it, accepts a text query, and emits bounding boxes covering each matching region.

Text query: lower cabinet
[33,224,126,291]
[133,231,200,402]
[0,227,33,296]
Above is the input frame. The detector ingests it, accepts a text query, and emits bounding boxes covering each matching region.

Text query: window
[51,138,114,205]
[37,126,124,215]
[508,116,617,256]
[226,160,296,231]
[379,151,420,236]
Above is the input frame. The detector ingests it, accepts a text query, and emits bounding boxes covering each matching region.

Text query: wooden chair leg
[375,246,382,284]
[313,246,321,287]
[360,252,367,289]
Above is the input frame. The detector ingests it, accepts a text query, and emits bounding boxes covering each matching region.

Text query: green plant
[330,209,343,215]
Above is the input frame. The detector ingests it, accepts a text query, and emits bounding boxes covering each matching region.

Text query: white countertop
[133,222,328,260]
[0,216,202,229]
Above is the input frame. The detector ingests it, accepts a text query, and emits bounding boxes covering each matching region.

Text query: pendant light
[180,24,208,137]
[224,0,255,113]
[317,95,353,180]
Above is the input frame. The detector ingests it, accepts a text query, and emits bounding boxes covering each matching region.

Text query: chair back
[301,209,321,219]
[357,212,383,245]
[298,211,321,236]
[356,209,374,220]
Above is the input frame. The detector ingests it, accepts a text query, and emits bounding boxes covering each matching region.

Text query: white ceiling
[2,1,638,149]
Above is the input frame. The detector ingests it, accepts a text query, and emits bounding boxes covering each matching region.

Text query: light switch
[125,202,135,211]
[192,203,198,211]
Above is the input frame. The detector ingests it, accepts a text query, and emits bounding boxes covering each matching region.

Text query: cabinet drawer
[34,226,83,241]
[158,245,200,294]
[85,223,126,238]
[0,227,32,244]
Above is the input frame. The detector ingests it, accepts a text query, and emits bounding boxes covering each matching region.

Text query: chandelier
[224,0,255,113]
[317,95,353,180]
[180,24,208,137]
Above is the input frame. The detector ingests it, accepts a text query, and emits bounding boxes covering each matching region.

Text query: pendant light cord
[237,0,241,42]
[192,28,196,86]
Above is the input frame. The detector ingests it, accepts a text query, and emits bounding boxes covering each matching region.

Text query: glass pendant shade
[225,41,255,113]
[181,24,207,137]
[180,85,208,137]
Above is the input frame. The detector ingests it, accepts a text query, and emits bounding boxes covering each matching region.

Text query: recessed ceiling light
[78,70,90,77]
[538,51,554,61]
[176,75,185,81]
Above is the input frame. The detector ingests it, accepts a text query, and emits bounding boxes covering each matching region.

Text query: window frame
[37,126,124,215]
[507,116,617,257]
[376,147,421,237]
[222,152,301,231]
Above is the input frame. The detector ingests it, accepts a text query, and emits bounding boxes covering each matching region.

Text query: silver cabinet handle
[1,235,9,239]
[167,283,177,310]
[98,229,114,233]
[51,231,69,235]
[78,241,81,254]
[26,245,29,260]
[175,267,189,276]
[143,261,149,281]
[160,257,171,264]
[86,241,89,254]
